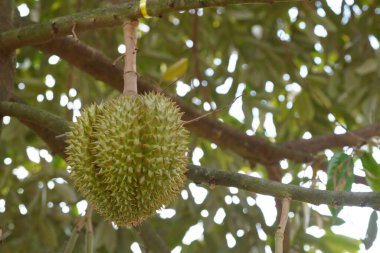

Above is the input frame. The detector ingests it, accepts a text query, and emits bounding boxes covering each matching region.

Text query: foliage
[1,0,380,252]
[326,152,353,218]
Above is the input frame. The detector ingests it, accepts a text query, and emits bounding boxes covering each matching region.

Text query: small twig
[334,117,368,144]
[275,197,292,253]
[189,79,195,90]
[56,133,68,139]
[63,213,85,253]
[112,53,125,66]
[191,13,201,81]
[191,12,210,101]
[85,205,94,253]
[63,230,80,253]
[161,76,183,93]
[63,204,94,253]
[71,22,79,41]
[184,94,243,125]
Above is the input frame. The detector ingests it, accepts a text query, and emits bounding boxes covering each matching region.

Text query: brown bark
[282,123,380,154]
[35,36,312,166]
[0,0,15,101]
[0,0,15,137]
[122,20,138,96]
[1,0,302,49]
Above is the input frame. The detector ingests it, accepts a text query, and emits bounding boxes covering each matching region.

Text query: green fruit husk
[66,93,189,226]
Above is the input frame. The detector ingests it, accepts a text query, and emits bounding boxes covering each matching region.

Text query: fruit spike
[66,93,189,226]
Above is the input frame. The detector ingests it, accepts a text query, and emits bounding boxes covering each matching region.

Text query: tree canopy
[1,0,380,252]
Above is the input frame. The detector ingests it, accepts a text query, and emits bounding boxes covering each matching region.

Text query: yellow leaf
[162,58,189,81]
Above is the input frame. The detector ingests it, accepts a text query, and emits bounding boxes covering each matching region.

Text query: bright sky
[6,0,380,252]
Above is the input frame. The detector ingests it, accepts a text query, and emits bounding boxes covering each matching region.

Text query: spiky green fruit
[65,93,189,226]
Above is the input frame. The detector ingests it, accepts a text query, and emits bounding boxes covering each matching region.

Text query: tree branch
[7,96,68,156]
[1,0,301,49]
[134,222,171,253]
[0,0,15,138]
[35,36,312,165]
[186,164,380,210]
[8,33,379,167]
[0,101,70,134]
[0,0,15,101]
[20,119,68,156]
[1,101,380,210]
[34,37,380,165]
[282,123,380,154]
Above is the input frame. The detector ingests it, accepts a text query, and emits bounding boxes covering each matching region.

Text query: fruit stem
[85,205,94,253]
[123,19,138,96]
[275,197,291,253]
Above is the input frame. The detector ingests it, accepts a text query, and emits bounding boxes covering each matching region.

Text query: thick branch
[282,123,380,153]
[1,101,380,210]
[0,101,70,140]
[35,36,312,165]
[35,37,380,163]
[0,0,15,101]
[20,120,67,156]
[1,0,300,49]
[1,98,370,187]
[7,96,68,156]
[32,36,380,167]
[0,102,69,134]
[186,164,380,210]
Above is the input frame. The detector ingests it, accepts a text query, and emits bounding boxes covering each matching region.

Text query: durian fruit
[65,93,189,226]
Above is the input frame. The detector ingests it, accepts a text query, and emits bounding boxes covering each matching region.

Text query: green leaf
[52,155,66,169]
[38,219,58,249]
[362,210,378,250]
[95,221,117,252]
[309,86,332,109]
[326,153,354,191]
[162,58,189,81]
[54,183,78,203]
[307,74,328,86]
[103,224,117,253]
[355,58,378,76]
[326,153,354,217]
[305,5,337,33]
[319,231,360,252]
[295,91,315,121]
[360,152,380,191]
[361,152,380,177]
